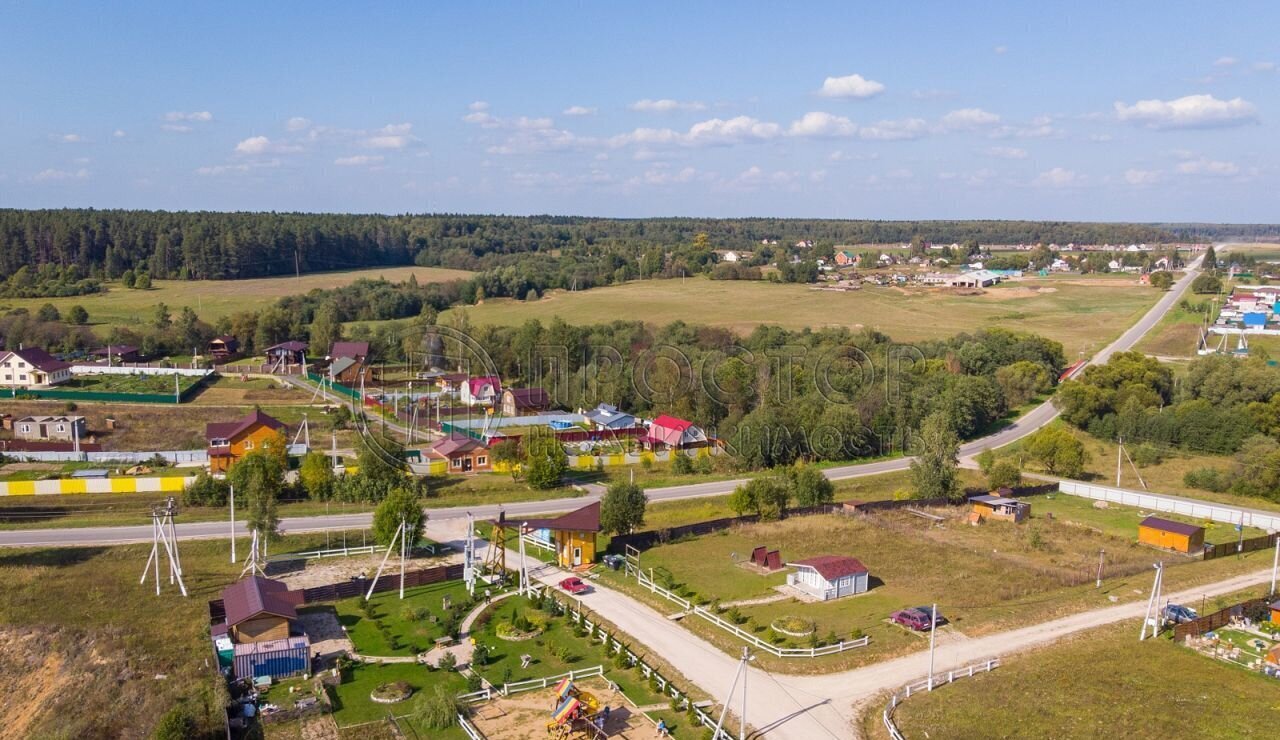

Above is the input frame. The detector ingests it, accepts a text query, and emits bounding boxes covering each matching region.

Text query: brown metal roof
[429,432,486,457]
[205,408,286,442]
[521,501,601,533]
[221,576,300,628]
[1139,516,1204,537]
[789,555,868,581]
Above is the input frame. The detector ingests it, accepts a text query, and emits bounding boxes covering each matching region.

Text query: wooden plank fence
[1202,532,1278,561]
[1172,597,1272,641]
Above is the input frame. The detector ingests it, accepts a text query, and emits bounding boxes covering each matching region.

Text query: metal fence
[1202,532,1278,561]
[882,659,1000,740]
[0,448,208,464]
[1058,480,1280,532]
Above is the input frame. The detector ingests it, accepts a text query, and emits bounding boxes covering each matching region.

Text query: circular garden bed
[770,616,816,637]
[370,681,413,704]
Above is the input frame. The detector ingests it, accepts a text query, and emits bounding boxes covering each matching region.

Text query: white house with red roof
[461,375,502,406]
[0,348,72,389]
[645,414,708,449]
[787,555,869,601]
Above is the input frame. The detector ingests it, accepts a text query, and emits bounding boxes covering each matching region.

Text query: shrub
[1184,467,1229,492]
[151,704,196,740]
[436,651,458,671]
[414,685,462,730]
[694,455,713,474]
[672,453,694,475]
[1130,443,1162,467]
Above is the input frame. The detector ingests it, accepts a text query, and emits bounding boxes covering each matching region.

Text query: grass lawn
[332,579,476,656]
[470,593,669,707]
[0,265,473,330]
[61,372,206,395]
[1025,491,1267,545]
[597,491,1280,674]
[1132,301,1216,357]
[328,660,470,737]
[876,619,1280,739]
[434,274,1161,358]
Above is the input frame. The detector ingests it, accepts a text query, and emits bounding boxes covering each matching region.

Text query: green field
[62,372,205,395]
[0,265,473,329]
[327,661,470,737]
[877,619,1280,739]
[329,579,475,656]
[439,275,1160,358]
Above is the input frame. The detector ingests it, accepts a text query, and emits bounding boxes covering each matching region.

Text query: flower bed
[770,616,815,637]
[370,680,414,704]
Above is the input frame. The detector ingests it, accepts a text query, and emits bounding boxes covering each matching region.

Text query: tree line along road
[0,257,1202,549]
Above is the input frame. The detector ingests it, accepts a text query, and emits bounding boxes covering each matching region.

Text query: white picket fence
[457,714,484,740]
[630,564,870,658]
[882,659,999,740]
[502,665,604,695]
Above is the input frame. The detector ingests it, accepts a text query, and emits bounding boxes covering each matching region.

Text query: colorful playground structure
[546,677,607,739]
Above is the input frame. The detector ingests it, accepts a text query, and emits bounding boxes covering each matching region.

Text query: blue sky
[3,1,1278,220]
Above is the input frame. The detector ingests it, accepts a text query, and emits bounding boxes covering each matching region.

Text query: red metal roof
[1139,516,1203,537]
[205,409,286,442]
[651,414,693,432]
[789,555,868,581]
[8,347,71,373]
[429,432,486,457]
[504,387,550,408]
[221,576,301,628]
[468,376,501,396]
[330,341,369,359]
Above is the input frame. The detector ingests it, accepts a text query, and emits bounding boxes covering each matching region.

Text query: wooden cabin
[970,494,1030,523]
[1137,516,1205,554]
[786,555,869,601]
[501,387,551,416]
[522,501,600,569]
[205,409,287,473]
[220,576,310,680]
[208,335,240,360]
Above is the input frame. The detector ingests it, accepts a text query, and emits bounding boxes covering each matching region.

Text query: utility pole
[1271,535,1279,596]
[927,602,938,690]
[1095,548,1105,588]
[739,646,747,740]
[1140,562,1164,641]
[399,515,407,600]
[229,485,236,563]
[1116,436,1124,487]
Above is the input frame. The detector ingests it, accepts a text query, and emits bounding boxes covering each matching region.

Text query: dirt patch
[0,462,61,473]
[977,286,1058,300]
[298,607,354,664]
[470,679,664,740]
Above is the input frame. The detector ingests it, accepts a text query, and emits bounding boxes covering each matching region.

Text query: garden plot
[328,580,476,657]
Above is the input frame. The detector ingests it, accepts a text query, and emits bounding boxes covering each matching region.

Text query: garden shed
[1137,516,1204,554]
[786,555,869,601]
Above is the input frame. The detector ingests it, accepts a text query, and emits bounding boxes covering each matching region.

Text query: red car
[890,608,941,631]
[559,577,591,595]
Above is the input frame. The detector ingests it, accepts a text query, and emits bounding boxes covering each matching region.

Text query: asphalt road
[0,258,1201,549]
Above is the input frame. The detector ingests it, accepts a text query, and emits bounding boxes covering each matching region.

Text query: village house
[501,387,551,416]
[834,250,858,267]
[205,409,287,474]
[786,555,870,601]
[521,501,600,569]
[329,341,369,362]
[325,341,371,385]
[0,347,72,389]
[646,414,708,449]
[947,270,1001,288]
[218,576,309,681]
[461,375,502,406]
[264,340,308,373]
[427,432,492,473]
[718,250,753,263]
[13,415,86,442]
[433,372,469,394]
[207,335,240,361]
[1137,516,1205,554]
[90,344,142,363]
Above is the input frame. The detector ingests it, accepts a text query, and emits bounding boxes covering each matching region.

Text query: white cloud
[939,108,1000,130]
[161,124,193,133]
[817,73,885,99]
[468,101,490,112]
[164,110,213,122]
[463,111,499,127]
[55,133,82,143]
[1175,157,1239,176]
[113,129,126,138]
[334,155,385,166]
[629,98,707,112]
[636,165,698,186]
[235,136,272,155]
[1115,94,1257,129]
[513,116,553,130]
[1124,168,1162,185]
[1212,56,1238,67]
[563,105,596,116]
[828,149,878,162]
[363,123,417,149]
[985,146,1027,159]
[994,45,1008,55]
[1033,167,1081,187]
[857,117,929,141]
[787,111,857,138]
[286,116,312,131]
[195,158,280,176]
[1254,61,1277,73]
[988,115,1057,139]
[33,167,89,182]
[685,116,781,145]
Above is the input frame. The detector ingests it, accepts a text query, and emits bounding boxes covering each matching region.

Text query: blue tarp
[1243,312,1267,327]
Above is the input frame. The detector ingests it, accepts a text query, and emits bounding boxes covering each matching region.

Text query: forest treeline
[0,209,1188,291]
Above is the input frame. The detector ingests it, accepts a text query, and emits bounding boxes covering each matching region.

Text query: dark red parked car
[559,576,591,595]
[891,607,942,631]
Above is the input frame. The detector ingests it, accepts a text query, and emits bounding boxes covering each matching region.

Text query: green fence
[305,372,362,400]
[439,420,486,441]
[1,375,209,404]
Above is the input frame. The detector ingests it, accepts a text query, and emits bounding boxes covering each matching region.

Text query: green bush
[1184,467,1229,492]
[672,453,694,475]
[413,685,462,730]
